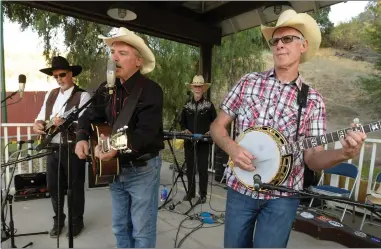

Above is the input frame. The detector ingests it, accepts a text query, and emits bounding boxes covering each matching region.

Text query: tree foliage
[140,36,199,124]
[2,2,266,127]
[329,1,378,51]
[357,0,381,109]
[308,6,334,47]
[211,28,266,106]
[363,0,381,59]
[3,2,112,90]
[329,19,368,50]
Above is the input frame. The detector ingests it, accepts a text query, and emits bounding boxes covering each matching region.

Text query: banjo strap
[295,83,309,142]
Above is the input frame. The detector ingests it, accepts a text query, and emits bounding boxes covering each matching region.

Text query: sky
[2,1,370,92]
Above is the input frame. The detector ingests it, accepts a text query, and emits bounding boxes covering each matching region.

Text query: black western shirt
[179,97,217,137]
[77,71,164,165]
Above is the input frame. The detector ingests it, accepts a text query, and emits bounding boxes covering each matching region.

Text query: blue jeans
[224,187,300,248]
[109,155,161,248]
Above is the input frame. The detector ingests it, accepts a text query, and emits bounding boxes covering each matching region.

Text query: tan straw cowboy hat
[261,9,321,63]
[98,27,155,74]
[185,75,211,92]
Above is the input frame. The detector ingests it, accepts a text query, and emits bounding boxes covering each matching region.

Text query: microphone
[186,91,191,102]
[18,74,26,98]
[106,59,116,95]
[253,174,262,191]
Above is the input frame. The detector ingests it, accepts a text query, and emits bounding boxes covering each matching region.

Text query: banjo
[229,119,380,191]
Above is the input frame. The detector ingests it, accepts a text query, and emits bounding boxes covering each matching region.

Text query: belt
[121,152,159,167]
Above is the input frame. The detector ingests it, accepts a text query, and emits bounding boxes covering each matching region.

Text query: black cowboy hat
[39,56,82,77]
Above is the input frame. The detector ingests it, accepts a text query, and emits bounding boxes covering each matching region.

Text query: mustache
[116,63,122,68]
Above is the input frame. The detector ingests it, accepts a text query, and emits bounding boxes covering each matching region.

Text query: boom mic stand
[253,176,381,220]
[1,90,19,104]
[159,109,194,214]
[1,148,51,248]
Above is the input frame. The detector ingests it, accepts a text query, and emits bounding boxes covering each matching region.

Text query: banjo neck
[279,121,381,156]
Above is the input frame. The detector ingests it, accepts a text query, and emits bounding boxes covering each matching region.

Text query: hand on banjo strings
[340,123,367,160]
[229,144,256,171]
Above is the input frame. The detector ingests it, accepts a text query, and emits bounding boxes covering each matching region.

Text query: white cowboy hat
[260,9,321,63]
[98,27,155,74]
[185,75,211,92]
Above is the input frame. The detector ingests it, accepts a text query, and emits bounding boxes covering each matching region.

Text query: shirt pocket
[278,105,307,139]
[242,95,264,122]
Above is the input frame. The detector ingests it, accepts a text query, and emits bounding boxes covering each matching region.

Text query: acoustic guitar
[37,106,77,143]
[89,123,131,185]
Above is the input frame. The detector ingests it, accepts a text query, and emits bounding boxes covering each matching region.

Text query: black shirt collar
[116,70,142,93]
[191,95,205,103]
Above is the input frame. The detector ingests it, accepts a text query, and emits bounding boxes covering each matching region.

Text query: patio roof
[18,1,342,46]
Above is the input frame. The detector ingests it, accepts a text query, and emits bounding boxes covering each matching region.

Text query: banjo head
[230,126,292,190]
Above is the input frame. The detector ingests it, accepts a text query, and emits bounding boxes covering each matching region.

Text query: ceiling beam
[163,1,188,9]
[202,1,268,24]
[18,1,221,46]
[147,1,202,21]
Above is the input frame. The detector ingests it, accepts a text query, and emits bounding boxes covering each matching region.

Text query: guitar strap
[111,81,144,134]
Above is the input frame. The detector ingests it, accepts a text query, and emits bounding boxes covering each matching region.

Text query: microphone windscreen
[18,74,26,83]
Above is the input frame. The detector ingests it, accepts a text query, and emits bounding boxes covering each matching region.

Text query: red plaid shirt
[221,68,326,199]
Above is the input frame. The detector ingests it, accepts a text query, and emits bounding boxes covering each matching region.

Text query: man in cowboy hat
[210,9,366,248]
[75,27,164,248]
[33,55,91,238]
[179,75,216,204]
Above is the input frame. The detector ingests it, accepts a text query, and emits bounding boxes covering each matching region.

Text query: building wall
[2,91,46,137]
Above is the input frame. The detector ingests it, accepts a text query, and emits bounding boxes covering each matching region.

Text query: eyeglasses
[53,72,69,79]
[268,35,304,46]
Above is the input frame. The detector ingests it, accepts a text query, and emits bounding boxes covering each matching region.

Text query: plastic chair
[308,162,359,222]
[360,172,381,231]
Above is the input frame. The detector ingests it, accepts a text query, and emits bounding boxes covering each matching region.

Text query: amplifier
[14,172,50,202]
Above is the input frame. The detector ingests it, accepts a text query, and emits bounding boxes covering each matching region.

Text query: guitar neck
[280,121,381,155]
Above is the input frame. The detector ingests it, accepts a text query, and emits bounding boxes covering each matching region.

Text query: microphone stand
[65,132,73,248]
[1,90,19,104]
[34,87,101,247]
[1,152,53,168]
[159,107,194,213]
[256,181,381,220]
[1,149,51,248]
